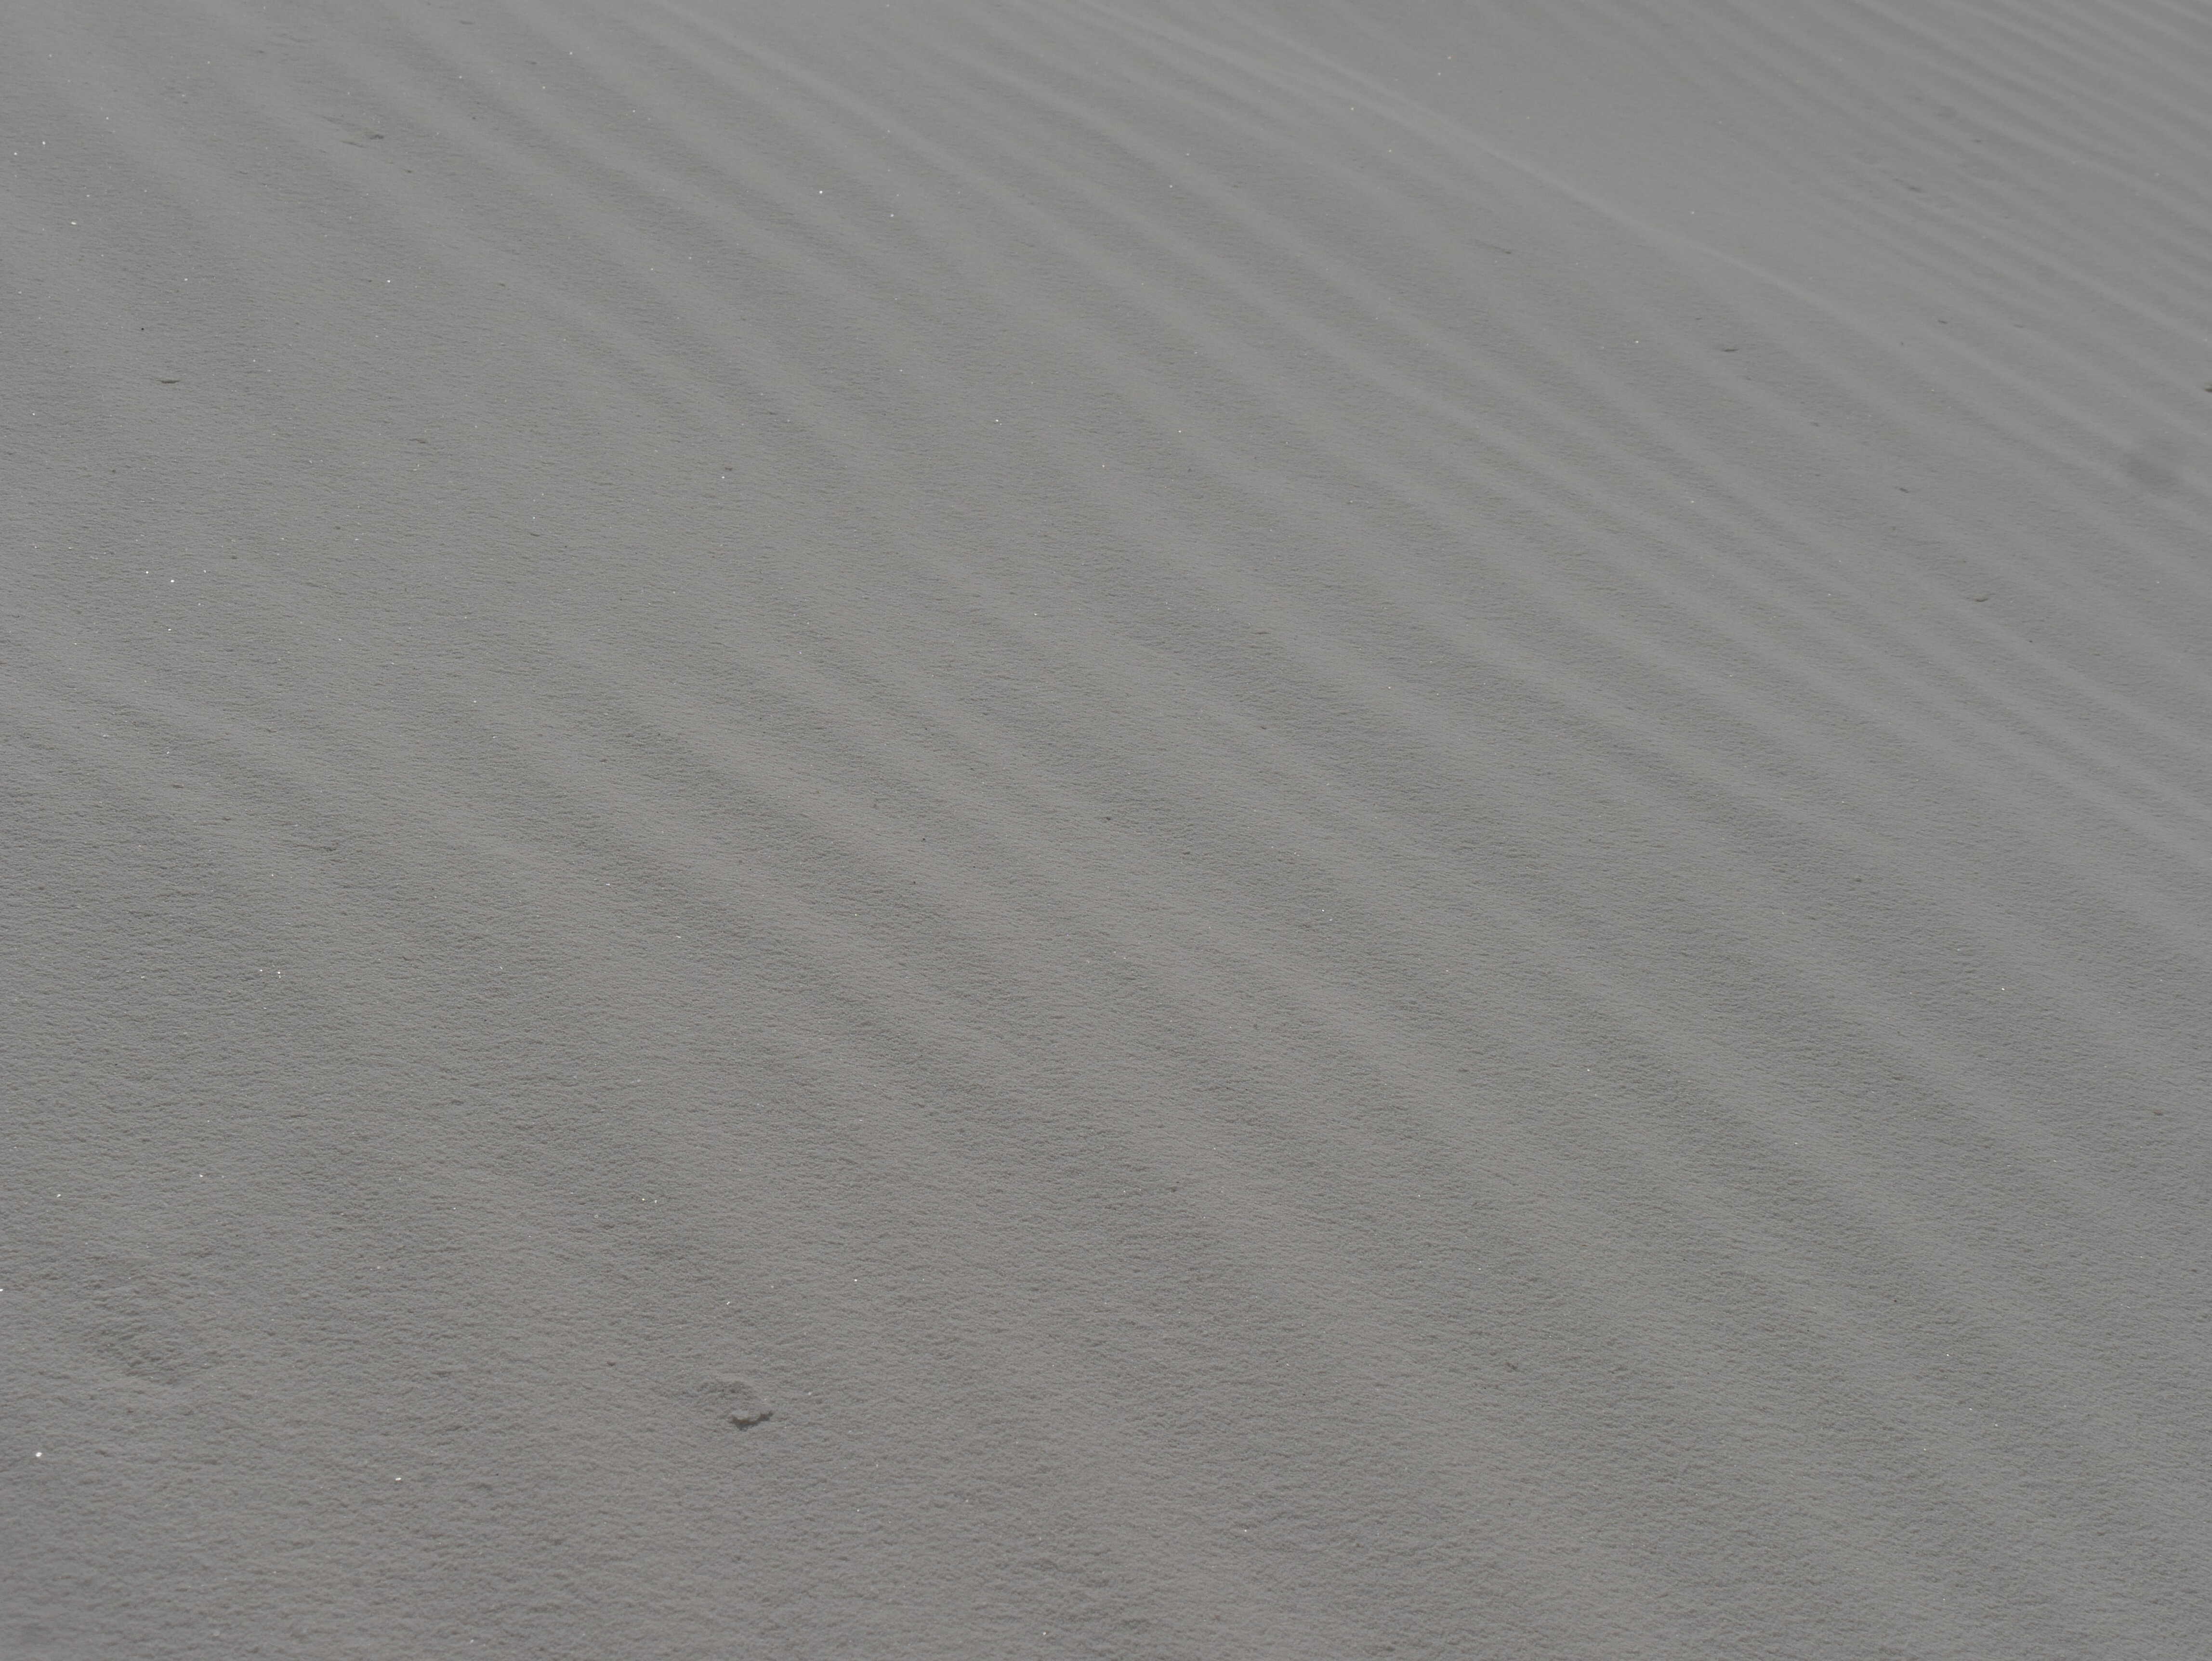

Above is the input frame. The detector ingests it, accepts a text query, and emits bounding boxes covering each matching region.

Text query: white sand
[5,0,2210,1654]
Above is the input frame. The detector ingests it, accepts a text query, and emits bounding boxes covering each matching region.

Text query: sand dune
[5,0,2210,1655]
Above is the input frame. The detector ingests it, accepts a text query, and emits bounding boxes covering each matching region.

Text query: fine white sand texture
[6,0,2212,1654]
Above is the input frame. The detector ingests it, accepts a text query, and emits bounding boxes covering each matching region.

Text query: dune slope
[5,0,2211,1655]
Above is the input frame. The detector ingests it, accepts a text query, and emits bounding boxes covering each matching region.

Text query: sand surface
[6,0,2212,1655]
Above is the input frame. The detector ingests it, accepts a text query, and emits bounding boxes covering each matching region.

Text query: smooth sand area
[5,0,2210,1655]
